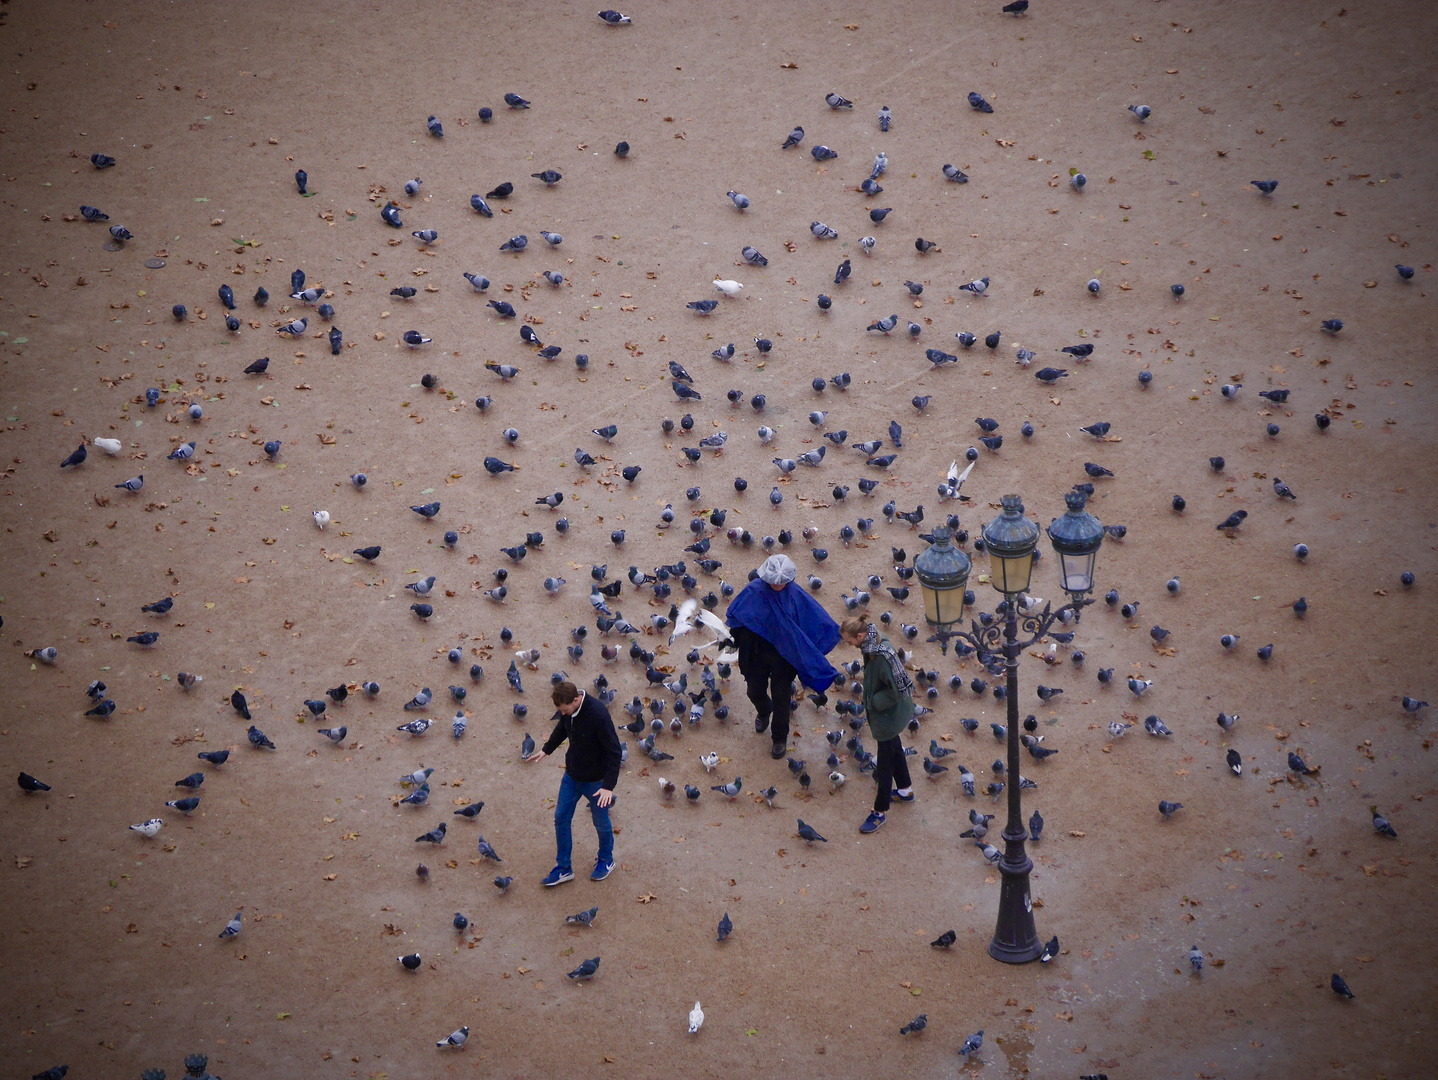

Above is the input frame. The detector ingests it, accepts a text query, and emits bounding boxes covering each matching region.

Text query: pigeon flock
[6,3,1431,1077]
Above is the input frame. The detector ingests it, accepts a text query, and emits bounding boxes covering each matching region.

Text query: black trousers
[873,735,912,813]
[743,654,797,746]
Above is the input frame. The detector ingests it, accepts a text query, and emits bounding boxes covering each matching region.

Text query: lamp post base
[987,852,1042,964]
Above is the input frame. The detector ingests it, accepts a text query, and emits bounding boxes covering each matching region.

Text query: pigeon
[942,164,969,183]
[477,836,502,862]
[1331,973,1356,999]
[959,1030,984,1057]
[567,906,599,927]
[811,145,839,161]
[1129,104,1152,121]
[505,92,531,108]
[219,912,243,939]
[1216,510,1248,531]
[500,235,528,253]
[130,818,164,838]
[931,929,957,949]
[1040,935,1059,962]
[688,1002,705,1033]
[717,912,733,941]
[399,951,422,970]
[1251,179,1278,195]
[416,823,447,845]
[878,105,892,131]
[900,1014,927,1035]
[1371,806,1398,838]
[726,190,750,210]
[532,169,563,186]
[437,1026,469,1049]
[1190,945,1204,974]
[567,957,601,980]
[711,777,742,799]
[781,126,805,149]
[968,91,994,113]
[796,819,827,844]
[1227,748,1243,775]
[1159,800,1184,819]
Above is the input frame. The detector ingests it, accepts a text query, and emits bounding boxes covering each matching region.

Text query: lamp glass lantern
[982,494,1039,596]
[913,525,972,628]
[1046,490,1105,600]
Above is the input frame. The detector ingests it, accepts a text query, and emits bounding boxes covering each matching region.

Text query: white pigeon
[688,1002,705,1034]
[437,1025,469,1049]
[130,818,164,838]
[829,770,846,790]
[668,598,733,653]
[93,437,123,455]
[312,509,330,530]
[699,751,719,773]
[713,279,744,297]
[940,459,975,501]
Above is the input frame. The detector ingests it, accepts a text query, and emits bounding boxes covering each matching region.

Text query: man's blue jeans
[554,772,614,872]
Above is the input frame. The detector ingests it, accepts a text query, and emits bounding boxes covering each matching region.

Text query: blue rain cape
[725,578,841,692]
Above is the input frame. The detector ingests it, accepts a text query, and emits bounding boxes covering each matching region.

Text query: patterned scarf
[861,623,914,697]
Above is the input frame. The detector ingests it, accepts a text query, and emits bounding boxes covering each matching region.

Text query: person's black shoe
[770,742,787,759]
[754,715,770,734]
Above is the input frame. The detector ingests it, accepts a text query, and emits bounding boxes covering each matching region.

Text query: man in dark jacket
[525,681,622,885]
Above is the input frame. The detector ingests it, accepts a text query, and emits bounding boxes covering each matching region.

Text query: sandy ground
[2,1,1437,1077]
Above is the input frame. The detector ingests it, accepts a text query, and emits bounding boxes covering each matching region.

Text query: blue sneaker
[891,788,915,803]
[860,811,886,834]
[541,866,574,887]
[590,859,615,881]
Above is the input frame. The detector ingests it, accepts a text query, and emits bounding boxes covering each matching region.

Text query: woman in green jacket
[840,614,916,833]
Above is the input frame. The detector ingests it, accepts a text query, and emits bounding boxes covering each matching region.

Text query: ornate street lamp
[982,494,1040,597]
[1046,491,1105,600]
[933,492,1104,964]
[913,525,972,632]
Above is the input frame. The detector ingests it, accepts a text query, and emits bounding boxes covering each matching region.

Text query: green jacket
[863,640,915,741]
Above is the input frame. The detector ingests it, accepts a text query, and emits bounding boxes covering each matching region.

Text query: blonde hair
[840,613,871,638]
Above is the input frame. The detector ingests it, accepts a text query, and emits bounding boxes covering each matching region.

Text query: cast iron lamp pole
[914,492,1105,964]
